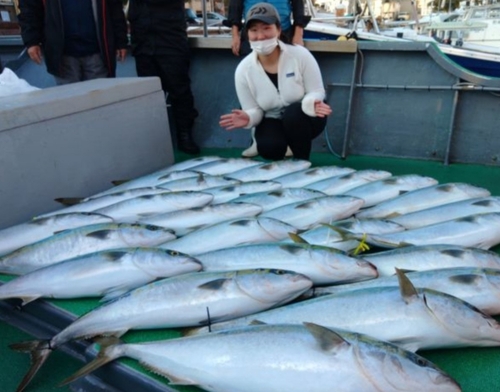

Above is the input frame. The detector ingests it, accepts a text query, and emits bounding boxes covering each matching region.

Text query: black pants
[134,54,198,134]
[255,102,326,160]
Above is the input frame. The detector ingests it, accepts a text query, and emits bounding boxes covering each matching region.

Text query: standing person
[18,0,128,85]
[219,3,331,161]
[227,0,309,57]
[127,0,200,155]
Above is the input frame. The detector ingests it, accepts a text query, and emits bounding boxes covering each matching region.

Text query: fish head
[257,217,299,240]
[419,288,500,345]
[233,268,313,305]
[352,333,461,392]
[304,245,378,283]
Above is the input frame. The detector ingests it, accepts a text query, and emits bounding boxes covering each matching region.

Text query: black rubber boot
[177,131,200,155]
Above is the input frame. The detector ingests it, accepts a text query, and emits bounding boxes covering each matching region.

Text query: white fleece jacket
[234,41,326,129]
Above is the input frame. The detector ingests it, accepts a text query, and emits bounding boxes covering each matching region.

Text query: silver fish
[10,269,313,392]
[356,183,491,219]
[232,187,326,212]
[197,242,378,285]
[260,195,365,230]
[390,196,500,229]
[188,271,500,353]
[345,174,439,208]
[308,267,500,315]
[39,187,168,217]
[361,245,500,277]
[226,159,312,181]
[367,212,500,249]
[273,165,356,188]
[61,323,461,392]
[158,217,299,255]
[306,169,393,195]
[203,180,283,205]
[0,247,202,304]
[156,173,241,192]
[0,212,114,256]
[94,191,214,222]
[187,157,263,175]
[87,170,201,198]
[139,202,263,236]
[0,223,176,275]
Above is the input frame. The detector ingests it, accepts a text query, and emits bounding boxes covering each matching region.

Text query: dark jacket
[127,0,189,56]
[18,0,128,78]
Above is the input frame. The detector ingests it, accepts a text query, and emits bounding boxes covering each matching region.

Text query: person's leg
[54,55,83,85]
[155,54,200,154]
[80,53,108,81]
[282,102,326,160]
[254,118,288,160]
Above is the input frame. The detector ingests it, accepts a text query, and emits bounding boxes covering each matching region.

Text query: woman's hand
[219,109,250,130]
[314,100,332,118]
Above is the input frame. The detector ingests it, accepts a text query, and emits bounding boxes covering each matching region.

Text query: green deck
[2,148,500,392]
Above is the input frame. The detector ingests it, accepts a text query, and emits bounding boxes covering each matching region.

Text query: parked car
[196,11,227,26]
[185,8,203,26]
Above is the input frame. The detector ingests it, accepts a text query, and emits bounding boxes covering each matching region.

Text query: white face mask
[250,37,278,55]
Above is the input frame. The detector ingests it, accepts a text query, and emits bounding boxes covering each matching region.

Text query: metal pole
[202,0,208,37]
[341,50,359,159]
[444,87,459,165]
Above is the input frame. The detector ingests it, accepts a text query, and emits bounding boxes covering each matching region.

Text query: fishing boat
[303,0,500,77]
[1,26,500,392]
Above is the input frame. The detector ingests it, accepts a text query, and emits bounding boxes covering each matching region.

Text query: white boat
[425,3,500,52]
[304,2,500,78]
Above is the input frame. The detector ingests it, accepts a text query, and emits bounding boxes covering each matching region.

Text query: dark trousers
[255,102,326,160]
[55,53,108,85]
[134,54,198,134]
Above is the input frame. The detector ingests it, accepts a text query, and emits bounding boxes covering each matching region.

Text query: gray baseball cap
[245,3,281,27]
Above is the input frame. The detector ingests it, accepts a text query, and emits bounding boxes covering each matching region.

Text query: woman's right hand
[219,109,250,130]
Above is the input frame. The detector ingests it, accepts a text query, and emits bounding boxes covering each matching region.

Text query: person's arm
[234,63,264,128]
[18,0,45,64]
[108,0,128,61]
[298,47,330,117]
[228,0,244,56]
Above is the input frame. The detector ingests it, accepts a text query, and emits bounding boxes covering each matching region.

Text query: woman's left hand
[314,100,332,118]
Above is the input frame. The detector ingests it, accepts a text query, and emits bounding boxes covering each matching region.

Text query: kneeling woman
[219,2,332,161]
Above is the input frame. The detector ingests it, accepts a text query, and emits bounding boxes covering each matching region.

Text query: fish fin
[54,197,84,206]
[249,319,267,325]
[60,338,122,386]
[86,230,112,240]
[99,287,131,302]
[111,179,129,186]
[19,296,41,306]
[9,340,52,392]
[395,268,419,303]
[144,365,198,385]
[319,224,354,241]
[288,232,309,244]
[303,322,349,351]
[391,339,420,353]
[179,326,206,337]
[198,278,229,290]
[384,212,401,219]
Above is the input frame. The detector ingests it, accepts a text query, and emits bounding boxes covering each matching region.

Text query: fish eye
[168,250,179,256]
[272,269,286,275]
[145,225,160,231]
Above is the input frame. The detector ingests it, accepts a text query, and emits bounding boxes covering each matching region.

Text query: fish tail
[9,340,52,392]
[59,337,122,387]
